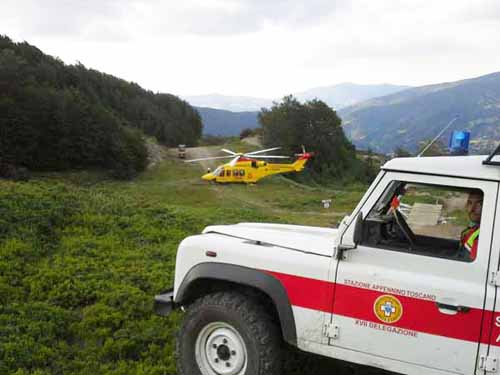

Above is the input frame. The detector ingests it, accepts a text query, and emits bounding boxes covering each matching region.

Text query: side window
[362,181,483,262]
[226,170,231,177]
[240,169,245,177]
[219,168,225,177]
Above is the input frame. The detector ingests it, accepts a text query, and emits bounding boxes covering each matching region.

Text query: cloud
[0,0,350,41]
[1,0,499,97]
[301,0,500,66]
[0,0,133,42]
[457,0,500,22]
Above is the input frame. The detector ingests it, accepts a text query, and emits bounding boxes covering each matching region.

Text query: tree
[416,139,447,157]
[0,35,203,177]
[393,146,412,158]
[259,96,366,182]
[239,128,254,139]
[363,149,379,182]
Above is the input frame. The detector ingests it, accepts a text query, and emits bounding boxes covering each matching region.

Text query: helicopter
[186,146,313,183]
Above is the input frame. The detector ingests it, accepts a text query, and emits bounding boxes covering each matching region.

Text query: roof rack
[483,144,500,166]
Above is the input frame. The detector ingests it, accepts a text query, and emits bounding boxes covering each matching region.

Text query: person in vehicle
[459,189,483,261]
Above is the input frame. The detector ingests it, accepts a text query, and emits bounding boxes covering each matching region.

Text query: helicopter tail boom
[292,152,313,171]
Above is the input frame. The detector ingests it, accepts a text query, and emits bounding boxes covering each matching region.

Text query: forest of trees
[0,35,202,179]
[259,96,375,183]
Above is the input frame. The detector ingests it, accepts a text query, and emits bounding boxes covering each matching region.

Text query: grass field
[139,154,365,227]
[0,144,371,375]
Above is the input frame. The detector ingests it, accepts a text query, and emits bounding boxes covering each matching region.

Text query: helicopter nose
[202,173,215,181]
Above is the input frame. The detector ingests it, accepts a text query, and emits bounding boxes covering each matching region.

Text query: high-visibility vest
[461,226,480,261]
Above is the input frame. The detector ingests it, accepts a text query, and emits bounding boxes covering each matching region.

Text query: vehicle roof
[382,155,500,182]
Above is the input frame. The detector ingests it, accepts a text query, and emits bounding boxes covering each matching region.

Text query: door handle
[436,302,470,313]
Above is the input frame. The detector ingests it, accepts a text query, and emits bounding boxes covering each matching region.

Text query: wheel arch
[175,263,297,346]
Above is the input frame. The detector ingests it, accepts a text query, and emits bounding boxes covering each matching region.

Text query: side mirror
[336,211,363,260]
[353,212,364,245]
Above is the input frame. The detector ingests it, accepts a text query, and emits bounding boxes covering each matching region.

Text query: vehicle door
[329,172,498,374]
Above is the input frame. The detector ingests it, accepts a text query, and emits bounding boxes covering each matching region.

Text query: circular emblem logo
[374,295,403,324]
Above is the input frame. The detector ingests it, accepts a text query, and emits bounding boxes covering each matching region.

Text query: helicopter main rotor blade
[245,147,281,155]
[247,155,290,159]
[221,148,237,155]
[229,155,241,167]
[185,155,234,163]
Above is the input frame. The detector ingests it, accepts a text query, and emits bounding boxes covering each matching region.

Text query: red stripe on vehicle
[266,270,500,346]
[266,271,335,313]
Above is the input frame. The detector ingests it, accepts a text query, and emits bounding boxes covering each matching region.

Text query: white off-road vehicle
[155,150,500,375]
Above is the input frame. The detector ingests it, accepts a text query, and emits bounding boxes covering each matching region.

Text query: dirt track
[166,145,225,171]
[187,146,223,170]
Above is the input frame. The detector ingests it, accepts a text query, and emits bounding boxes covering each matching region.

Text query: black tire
[176,291,283,375]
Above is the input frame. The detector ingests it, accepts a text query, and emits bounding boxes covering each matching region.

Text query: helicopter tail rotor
[294,145,315,159]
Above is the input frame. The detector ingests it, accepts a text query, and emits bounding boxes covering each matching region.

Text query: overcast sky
[2,0,500,98]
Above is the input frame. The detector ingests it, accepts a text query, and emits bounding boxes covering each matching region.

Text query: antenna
[483,143,500,166]
[417,116,460,157]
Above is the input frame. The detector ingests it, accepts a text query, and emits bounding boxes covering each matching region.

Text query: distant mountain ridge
[196,107,259,136]
[193,83,410,136]
[185,83,409,113]
[186,94,272,112]
[339,72,500,154]
[293,83,411,109]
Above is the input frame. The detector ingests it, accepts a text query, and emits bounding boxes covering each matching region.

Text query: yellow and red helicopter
[186,147,313,183]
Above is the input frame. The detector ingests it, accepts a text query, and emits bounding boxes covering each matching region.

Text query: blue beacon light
[449,131,470,155]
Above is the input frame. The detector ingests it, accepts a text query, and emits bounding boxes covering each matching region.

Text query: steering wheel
[392,209,417,248]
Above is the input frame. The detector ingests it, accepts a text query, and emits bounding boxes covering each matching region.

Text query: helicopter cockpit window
[212,166,221,176]
[362,181,483,263]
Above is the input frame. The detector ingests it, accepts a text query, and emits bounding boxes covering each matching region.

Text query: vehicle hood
[202,222,338,257]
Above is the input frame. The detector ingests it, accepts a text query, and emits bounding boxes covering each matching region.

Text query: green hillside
[0,144,368,375]
[340,72,500,154]
[0,35,202,178]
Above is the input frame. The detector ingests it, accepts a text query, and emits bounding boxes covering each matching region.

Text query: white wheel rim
[195,321,248,375]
